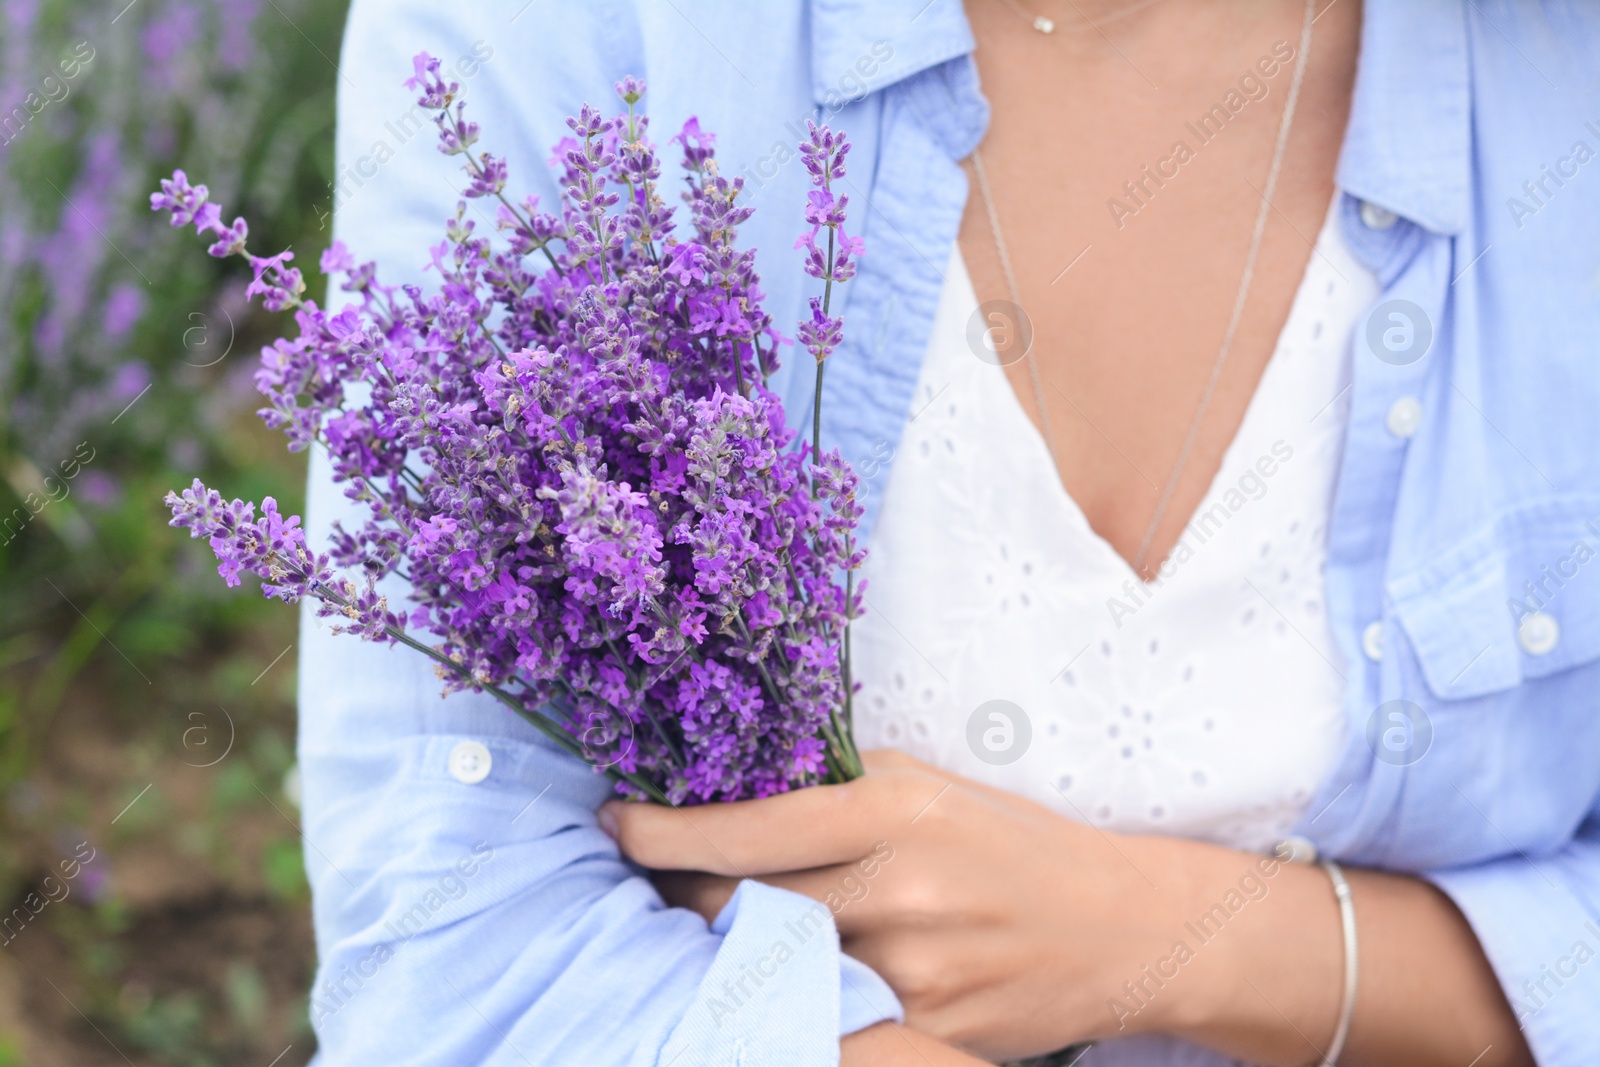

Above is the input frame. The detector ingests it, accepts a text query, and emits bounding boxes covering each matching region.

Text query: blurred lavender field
[1,1,347,1062]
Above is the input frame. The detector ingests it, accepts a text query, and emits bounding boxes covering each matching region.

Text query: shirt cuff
[660,880,904,1066]
[840,950,904,1036]
[1428,851,1600,1067]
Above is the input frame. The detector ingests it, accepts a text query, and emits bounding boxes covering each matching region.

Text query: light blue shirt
[303,2,1600,1063]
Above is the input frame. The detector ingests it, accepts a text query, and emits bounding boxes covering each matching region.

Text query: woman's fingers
[859,748,929,774]
[754,860,896,937]
[602,767,946,875]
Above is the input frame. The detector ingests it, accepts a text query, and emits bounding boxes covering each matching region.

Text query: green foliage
[0,0,346,738]
[262,838,308,903]
[224,961,269,1038]
[0,0,349,1061]
[121,991,211,1065]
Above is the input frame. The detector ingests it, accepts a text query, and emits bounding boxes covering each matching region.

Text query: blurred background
[1,1,349,1062]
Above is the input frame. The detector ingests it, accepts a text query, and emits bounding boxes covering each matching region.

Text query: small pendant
[1033,15,1055,33]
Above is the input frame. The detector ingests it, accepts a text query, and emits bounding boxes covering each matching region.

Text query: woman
[300,1,1600,1064]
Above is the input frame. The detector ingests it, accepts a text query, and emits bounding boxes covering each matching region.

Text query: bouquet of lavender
[152,55,870,806]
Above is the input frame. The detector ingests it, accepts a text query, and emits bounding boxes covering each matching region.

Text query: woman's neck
[958,0,1363,578]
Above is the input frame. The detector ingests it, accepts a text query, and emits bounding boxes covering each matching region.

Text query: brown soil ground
[1,630,317,1066]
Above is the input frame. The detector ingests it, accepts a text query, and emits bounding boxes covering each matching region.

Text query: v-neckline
[947,192,1342,593]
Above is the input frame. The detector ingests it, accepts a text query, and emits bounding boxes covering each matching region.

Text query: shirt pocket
[1387,495,1600,700]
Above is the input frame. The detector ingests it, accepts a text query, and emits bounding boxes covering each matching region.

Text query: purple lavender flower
[1,0,39,118]
[790,119,863,495]
[3,0,345,511]
[76,471,122,508]
[110,361,151,401]
[154,59,869,804]
[213,0,261,71]
[142,1,201,65]
[150,169,211,228]
[102,283,146,341]
[404,53,456,111]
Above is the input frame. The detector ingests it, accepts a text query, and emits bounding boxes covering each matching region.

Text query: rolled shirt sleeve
[299,2,901,1063]
[1427,815,1600,1067]
[297,621,899,1065]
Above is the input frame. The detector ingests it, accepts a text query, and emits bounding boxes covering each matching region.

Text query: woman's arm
[1137,834,1529,1067]
[609,750,1532,1066]
[299,423,894,1067]
[842,1022,992,1066]
[298,5,901,1062]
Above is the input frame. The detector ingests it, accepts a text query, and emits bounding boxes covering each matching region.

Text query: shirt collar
[1337,1,1471,236]
[808,0,975,105]
[811,1,1472,236]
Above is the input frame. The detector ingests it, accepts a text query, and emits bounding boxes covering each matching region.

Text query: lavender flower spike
[792,120,862,494]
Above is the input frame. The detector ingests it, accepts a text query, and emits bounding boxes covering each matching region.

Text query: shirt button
[1274,835,1319,864]
[1386,396,1423,438]
[1517,613,1560,656]
[1359,200,1399,230]
[1361,620,1384,661]
[448,740,493,784]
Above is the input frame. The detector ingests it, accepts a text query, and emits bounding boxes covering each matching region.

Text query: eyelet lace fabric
[851,199,1379,854]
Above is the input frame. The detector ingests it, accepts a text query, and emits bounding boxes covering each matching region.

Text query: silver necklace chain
[972,149,1061,466]
[972,0,1317,576]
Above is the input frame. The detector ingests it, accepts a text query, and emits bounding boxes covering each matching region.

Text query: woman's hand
[606,750,1532,1067]
[604,750,1321,1061]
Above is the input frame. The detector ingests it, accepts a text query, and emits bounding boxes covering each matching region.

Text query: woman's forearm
[622,758,1537,1064]
[1140,837,1532,1067]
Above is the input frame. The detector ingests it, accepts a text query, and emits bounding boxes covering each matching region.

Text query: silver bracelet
[1319,860,1358,1067]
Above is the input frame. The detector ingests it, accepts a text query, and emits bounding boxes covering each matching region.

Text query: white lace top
[851,200,1379,853]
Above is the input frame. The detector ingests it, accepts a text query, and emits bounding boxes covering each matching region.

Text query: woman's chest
[956,0,1362,575]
